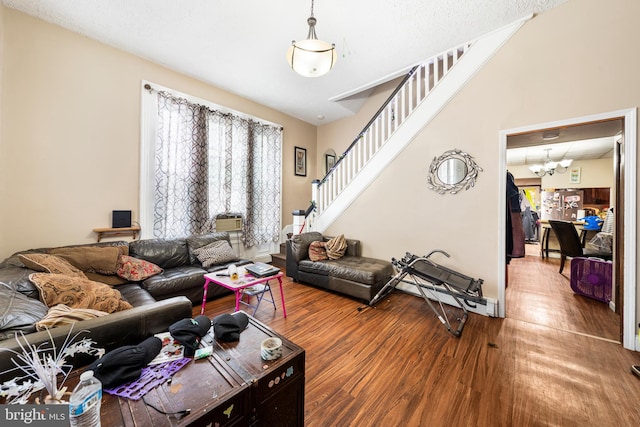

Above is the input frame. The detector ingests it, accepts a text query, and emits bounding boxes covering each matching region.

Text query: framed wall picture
[325,154,336,172]
[569,166,581,184]
[295,146,307,176]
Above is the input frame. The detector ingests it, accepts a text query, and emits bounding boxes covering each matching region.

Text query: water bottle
[69,370,102,427]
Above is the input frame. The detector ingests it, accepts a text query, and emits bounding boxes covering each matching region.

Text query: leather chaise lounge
[286,232,394,303]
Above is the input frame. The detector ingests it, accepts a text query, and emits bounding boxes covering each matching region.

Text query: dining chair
[548,220,613,273]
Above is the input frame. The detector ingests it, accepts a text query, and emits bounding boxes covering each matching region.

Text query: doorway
[499,108,637,350]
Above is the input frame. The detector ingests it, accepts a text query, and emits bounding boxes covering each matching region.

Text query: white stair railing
[313,41,471,215]
[310,17,530,232]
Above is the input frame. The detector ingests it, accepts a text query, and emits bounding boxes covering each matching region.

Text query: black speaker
[112,210,132,228]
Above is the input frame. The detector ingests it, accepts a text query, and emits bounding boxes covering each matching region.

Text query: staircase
[308,17,530,233]
[271,242,287,271]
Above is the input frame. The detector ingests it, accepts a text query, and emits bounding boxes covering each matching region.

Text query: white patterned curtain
[154,92,282,247]
[154,94,209,238]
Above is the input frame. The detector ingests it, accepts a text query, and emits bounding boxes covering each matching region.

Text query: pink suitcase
[569,257,612,303]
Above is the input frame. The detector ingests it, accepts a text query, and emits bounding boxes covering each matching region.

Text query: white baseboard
[396,282,496,317]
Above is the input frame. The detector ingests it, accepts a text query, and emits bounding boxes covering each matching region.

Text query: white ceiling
[2,0,568,126]
[506,137,616,167]
[506,119,623,166]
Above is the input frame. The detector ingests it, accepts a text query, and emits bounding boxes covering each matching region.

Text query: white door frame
[498,108,637,351]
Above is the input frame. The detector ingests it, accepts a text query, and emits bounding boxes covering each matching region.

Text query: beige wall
[0,4,5,244]
[317,0,639,305]
[316,79,401,177]
[0,7,316,259]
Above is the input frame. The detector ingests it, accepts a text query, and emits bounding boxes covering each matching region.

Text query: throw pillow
[116,255,163,281]
[325,234,348,260]
[29,273,133,313]
[36,304,109,331]
[18,253,86,278]
[309,240,328,262]
[50,246,123,275]
[187,232,231,264]
[192,240,238,268]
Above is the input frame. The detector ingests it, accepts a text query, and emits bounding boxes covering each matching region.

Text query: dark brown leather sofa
[0,297,191,383]
[286,232,394,303]
[0,232,249,381]
[128,232,250,304]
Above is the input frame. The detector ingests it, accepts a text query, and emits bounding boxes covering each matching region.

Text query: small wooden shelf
[93,226,140,242]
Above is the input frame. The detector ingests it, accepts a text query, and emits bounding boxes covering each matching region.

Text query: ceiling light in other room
[529,148,573,177]
[286,0,337,78]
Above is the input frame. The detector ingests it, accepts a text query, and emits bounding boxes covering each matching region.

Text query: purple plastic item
[570,257,612,303]
[103,357,191,400]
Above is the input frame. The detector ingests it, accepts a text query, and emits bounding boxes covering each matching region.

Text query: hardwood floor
[198,251,640,426]
[507,243,620,342]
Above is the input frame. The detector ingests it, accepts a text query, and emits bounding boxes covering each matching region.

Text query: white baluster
[400,92,405,127]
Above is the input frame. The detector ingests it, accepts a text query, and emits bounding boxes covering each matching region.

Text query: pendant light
[286,0,337,77]
[529,148,573,177]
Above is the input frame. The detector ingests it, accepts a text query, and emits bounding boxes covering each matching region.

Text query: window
[140,82,282,248]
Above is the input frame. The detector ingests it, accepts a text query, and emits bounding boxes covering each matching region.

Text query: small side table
[93,226,140,242]
[202,269,287,318]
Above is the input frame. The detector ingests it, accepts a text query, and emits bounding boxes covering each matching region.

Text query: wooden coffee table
[96,315,304,426]
[201,268,287,318]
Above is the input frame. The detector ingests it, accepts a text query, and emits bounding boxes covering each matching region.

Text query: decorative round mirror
[437,158,468,185]
[427,149,482,195]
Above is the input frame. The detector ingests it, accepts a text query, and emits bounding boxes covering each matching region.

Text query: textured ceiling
[2,0,568,125]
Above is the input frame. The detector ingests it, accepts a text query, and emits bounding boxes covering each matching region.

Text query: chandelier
[286,0,337,77]
[529,148,573,177]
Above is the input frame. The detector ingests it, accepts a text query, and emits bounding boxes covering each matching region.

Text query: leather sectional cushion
[116,283,158,307]
[298,255,394,285]
[0,286,48,337]
[141,265,207,299]
[0,265,40,299]
[0,296,193,384]
[129,238,190,270]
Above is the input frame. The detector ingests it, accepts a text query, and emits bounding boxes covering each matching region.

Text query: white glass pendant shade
[528,148,572,177]
[529,164,545,176]
[286,5,336,78]
[287,39,336,77]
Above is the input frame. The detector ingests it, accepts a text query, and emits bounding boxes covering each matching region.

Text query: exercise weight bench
[369,250,484,337]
